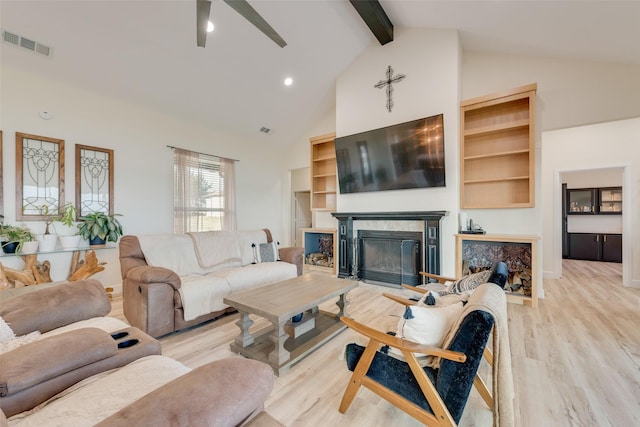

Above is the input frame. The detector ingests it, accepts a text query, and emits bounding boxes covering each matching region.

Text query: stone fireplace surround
[331,211,447,286]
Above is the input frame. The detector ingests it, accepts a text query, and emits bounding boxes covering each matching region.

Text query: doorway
[557,166,626,281]
[292,191,311,247]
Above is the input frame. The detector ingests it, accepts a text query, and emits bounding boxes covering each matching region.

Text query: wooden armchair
[339,310,494,426]
[339,266,510,426]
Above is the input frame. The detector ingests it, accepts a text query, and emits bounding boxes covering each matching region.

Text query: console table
[0,245,114,288]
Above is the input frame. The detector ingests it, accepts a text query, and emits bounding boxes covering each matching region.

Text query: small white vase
[36,234,58,252]
[19,241,39,254]
[59,234,81,249]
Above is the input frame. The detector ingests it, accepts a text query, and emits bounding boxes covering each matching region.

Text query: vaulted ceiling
[2,1,639,147]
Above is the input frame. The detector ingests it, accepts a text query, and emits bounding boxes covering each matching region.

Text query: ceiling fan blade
[196,0,212,47]
[223,0,287,48]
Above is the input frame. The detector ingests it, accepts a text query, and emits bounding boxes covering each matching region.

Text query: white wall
[542,118,639,287]
[462,52,640,131]
[335,28,461,275]
[563,168,623,189]
[1,66,291,284]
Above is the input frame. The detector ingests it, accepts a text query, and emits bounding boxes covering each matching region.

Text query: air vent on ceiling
[2,29,52,58]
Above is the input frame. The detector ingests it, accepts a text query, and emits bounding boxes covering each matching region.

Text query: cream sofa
[119,229,304,337]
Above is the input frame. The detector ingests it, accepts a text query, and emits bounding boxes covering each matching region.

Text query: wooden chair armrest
[340,316,466,363]
[401,283,427,294]
[383,293,418,306]
[419,272,457,283]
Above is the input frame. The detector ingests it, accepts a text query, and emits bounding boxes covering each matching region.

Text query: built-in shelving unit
[455,233,539,308]
[301,228,336,273]
[310,133,336,211]
[460,83,537,209]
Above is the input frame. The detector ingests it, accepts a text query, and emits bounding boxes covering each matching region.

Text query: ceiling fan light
[207,21,214,32]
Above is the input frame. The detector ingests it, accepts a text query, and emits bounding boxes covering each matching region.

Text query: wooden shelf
[310,133,336,211]
[460,83,537,209]
[313,154,336,162]
[464,176,530,184]
[462,119,529,137]
[464,148,530,161]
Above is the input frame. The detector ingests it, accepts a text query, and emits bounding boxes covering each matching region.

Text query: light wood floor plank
[107,260,639,426]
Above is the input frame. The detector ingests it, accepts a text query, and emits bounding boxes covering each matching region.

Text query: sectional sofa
[0,279,280,426]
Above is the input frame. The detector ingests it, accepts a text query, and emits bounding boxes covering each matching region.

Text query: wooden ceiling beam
[349,0,394,45]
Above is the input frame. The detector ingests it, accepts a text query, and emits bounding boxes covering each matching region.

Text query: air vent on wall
[1,29,52,58]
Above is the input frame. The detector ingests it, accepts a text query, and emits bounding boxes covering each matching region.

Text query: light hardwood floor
[108,260,640,426]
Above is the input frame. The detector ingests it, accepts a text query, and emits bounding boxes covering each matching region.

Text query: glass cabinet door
[567,189,596,214]
[599,187,622,214]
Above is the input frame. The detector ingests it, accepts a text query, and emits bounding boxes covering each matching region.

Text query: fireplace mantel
[331,211,448,283]
[331,211,447,222]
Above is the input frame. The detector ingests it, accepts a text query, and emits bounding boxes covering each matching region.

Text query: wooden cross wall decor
[374,65,405,112]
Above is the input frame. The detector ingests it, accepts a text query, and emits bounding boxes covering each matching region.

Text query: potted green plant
[55,203,82,249]
[77,212,124,245]
[0,225,36,254]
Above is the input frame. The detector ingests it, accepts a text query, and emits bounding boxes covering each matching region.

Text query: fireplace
[358,230,422,286]
[331,211,447,286]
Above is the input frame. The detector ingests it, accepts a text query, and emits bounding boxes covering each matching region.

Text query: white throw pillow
[416,290,470,307]
[0,316,15,343]
[390,302,464,358]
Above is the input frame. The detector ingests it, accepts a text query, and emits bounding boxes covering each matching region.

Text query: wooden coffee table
[223,273,358,375]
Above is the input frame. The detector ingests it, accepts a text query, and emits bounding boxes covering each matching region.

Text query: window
[173,148,236,233]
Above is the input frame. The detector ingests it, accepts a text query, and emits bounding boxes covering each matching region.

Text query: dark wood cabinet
[568,233,600,260]
[566,187,622,215]
[568,233,622,263]
[602,234,623,262]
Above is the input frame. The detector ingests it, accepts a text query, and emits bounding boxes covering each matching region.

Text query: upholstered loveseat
[119,229,304,337]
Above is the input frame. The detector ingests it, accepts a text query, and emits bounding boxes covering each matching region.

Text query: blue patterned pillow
[253,242,279,263]
[446,269,491,294]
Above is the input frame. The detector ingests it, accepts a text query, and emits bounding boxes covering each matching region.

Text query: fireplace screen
[358,230,422,286]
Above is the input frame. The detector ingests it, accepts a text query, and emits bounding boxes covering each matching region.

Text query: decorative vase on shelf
[59,235,82,249]
[1,242,19,254]
[89,236,107,246]
[36,234,57,252]
[19,241,39,254]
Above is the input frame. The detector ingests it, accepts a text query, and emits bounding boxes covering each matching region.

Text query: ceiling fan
[196,0,287,48]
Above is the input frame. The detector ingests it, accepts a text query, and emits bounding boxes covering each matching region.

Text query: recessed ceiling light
[207,21,214,32]
[284,77,293,86]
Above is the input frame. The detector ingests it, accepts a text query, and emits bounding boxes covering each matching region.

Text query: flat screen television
[335,114,445,194]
